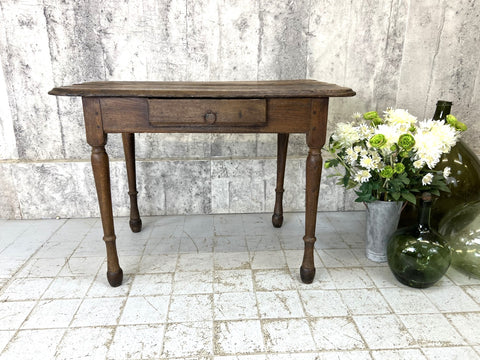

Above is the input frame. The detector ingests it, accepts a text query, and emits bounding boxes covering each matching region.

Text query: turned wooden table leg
[300,98,328,284]
[83,98,122,287]
[122,133,142,233]
[272,133,289,228]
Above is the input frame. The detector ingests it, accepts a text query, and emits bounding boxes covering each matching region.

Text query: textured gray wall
[0,0,479,219]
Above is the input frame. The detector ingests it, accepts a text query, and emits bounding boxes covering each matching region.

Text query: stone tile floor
[0,211,479,359]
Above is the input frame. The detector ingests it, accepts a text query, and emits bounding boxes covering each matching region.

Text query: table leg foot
[300,266,316,284]
[129,218,142,233]
[107,268,123,287]
[272,213,284,228]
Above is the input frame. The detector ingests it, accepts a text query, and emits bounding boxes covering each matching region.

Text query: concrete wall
[1,0,479,219]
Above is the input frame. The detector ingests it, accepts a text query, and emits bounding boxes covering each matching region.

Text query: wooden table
[49,80,355,287]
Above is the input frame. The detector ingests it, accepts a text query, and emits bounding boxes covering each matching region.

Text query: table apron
[99,97,316,134]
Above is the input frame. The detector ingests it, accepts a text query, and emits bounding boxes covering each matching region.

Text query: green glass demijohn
[387,192,452,288]
[398,100,480,230]
[439,200,480,278]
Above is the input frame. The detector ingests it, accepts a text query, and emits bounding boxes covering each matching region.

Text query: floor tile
[107,324,165,360]
[0,277,53,301]
[214,269,254,293]
[421,346,480,359]
[446,268,480,286]
[177,253,214,272]
[250,250,287,270]
[246,234,282,251]
[314,351,372,360]
[168,294,213,322]
[318,249,361,268]
[262,319,316,352]
[213,214,245,236]
[299,290,348,317]
[256,291,305,319]
[214,292,258,320]
[173,271,213,294]
[213,236,249,252]
[214,320,264,355]
[42,276,94,299]
[0,258,24,277]
[379,287,438,314]
[162,321,213,358]
[216,355,267,360]
[0,331,15,353]
[0,301,36,330]
[328,268,375,289]
[58,256,105,277]
[1,329,65,360]
[138,254,178,273]
[70,297,125,327]
[214,252,250,270]
[339,288,391,315]
[86,273,133,298]
[445,313,480,345]
[4,213,480,359]
[21,299,81,329]
[399,313,465,347]
[129,273,173,296]
[371,349,426,359]
[353,314,416,349]
[363,266,402,288]
[310,316,366,350]
[463,285,480,303]
[422,286,480,312]
[253,269,297,291]
[55,327,114,360]
[119,296,169,325]
[17,257,67,278]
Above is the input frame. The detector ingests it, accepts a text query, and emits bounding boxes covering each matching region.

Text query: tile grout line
[1,218,90,358]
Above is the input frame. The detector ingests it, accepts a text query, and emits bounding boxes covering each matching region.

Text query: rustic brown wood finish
[49,80,355,286]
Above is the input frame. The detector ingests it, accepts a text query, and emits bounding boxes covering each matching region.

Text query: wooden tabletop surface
[49,80,355,98]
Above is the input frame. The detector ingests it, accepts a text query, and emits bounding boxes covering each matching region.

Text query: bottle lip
[436,100,453,106]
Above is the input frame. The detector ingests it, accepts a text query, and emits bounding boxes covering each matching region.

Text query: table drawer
[147,99,267,127]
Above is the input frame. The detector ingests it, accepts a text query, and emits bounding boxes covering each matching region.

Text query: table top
[49,80,355,98]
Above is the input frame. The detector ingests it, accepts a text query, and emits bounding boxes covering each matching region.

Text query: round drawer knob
[205,111,217,124]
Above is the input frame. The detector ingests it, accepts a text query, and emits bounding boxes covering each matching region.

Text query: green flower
[372,117,383,126]
[455,121,467,131]
[446,114,457,126]
[446,114,467,131]
[390,144,398,152]
[398,134,415,150]
[369,134,387,148]
[394,163,405,174]
[380,166,394,178]
[399,150,409,158]
[363,111,378,120]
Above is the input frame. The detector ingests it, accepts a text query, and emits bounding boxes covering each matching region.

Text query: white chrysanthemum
[354,169,371,183]
[353,146,363,153]
[413,160,424,169]
[332,122,361,147]
[429,120,458,153]
[358,123,374,139]
[422,173,434,186]
[384,108,417,128]
[352,112,363,120]
[443,167,451,179]
[345,147,358,165]
[375,124,401,149]
[413,119,458,169]
[360,156,376,170]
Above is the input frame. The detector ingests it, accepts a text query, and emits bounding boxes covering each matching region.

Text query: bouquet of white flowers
[325,108,467,203]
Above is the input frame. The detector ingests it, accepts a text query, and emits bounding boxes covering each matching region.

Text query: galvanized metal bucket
[365,201,404,262]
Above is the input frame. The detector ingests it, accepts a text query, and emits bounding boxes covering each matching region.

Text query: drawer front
[148,99,267,127]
